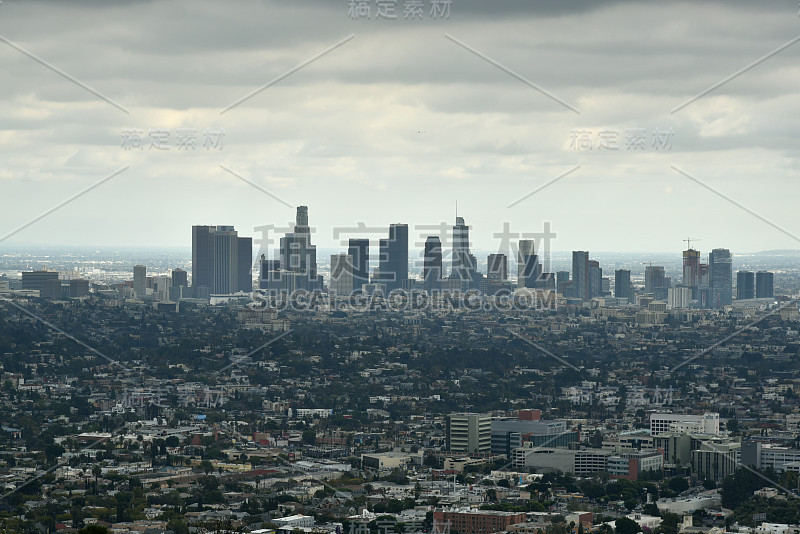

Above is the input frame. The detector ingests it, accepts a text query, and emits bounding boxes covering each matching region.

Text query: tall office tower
[644,265,666,293]
[348,238,370,293]
[237,237,252,292]
[446,413,491,453]
[133,265,147,297]
[192,225,251,294]
[192,225,215,290]
[451,216,473,283]
[329,254,355,296]
[615,269,632,302]
[709,248,732,307]
[556,271,571,295]
[467,253,479,287]
[539,272,556,290]
[736,271,755,300]
[571,251,589,300]
[683,248,701,287]
[259,256,281,290]
[279,206,318,289]
[556,271,570,295]
[588,260,602,299]
[172,268,188,287]
[487,254,508,281]
[212,226,239,294]
[423,236,443,294]
[517,239,538,288]
[378,223,409,292]
[756,271,774,298]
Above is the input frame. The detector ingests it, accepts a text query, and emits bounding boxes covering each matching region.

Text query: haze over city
[4,2,800,534]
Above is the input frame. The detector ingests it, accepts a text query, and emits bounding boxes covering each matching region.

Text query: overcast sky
[1,0,799,256]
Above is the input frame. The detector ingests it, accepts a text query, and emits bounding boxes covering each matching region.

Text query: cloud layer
[1,0,799,254]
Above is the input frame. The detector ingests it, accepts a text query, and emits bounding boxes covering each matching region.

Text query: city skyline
[2,3,800,531]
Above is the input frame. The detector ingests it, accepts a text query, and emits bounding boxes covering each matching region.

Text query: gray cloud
[0,0,799,253]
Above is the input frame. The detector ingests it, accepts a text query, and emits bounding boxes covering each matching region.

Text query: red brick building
[433,508,526,534]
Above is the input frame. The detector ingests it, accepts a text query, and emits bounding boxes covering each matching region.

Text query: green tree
[79,525,109,534]
[92,464,102,493]
[167,517,190,534]
[302,429,316,445]
[200,459,213,475]
[659,513,680,534]
[615,517,642,534]
[667,477,688,493]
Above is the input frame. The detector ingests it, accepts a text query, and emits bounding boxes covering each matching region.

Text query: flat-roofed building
[447,413,491,453]
[22,270,59,292]
[433,508,526,534]
[512,446,611,475]
[650,413,719,436]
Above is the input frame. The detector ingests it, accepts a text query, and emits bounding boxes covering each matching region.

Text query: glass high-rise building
[709,248,732,307]
[237,237,252,292]
[737,271,755,300]
[378,223,408,292]
[556,271,570,296]
[517,240,538,288]
[133,264,147,297]
[348,238,370,293]
[451,216,472,284]
[615,269,632,302]
[756,271,774,298]
[423,236,443,294]
[571,251,588,300]
[588,260,602,299]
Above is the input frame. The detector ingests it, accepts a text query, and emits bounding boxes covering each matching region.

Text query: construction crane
[683,237,701,250]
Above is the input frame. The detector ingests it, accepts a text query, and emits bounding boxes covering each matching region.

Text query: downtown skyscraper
[378,224,408,292]
[571,251,588,300]
[279,206,319,290]
[192,225,252,294]
[423,236,443,294]
[756,271,774,299]
[709,248,732,307]
[451,216,476,288]
[615,269,632,303]
[517,239,538,289]
[347,238,370,293]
